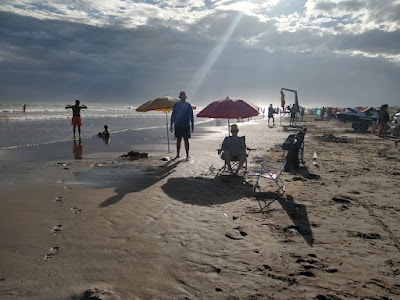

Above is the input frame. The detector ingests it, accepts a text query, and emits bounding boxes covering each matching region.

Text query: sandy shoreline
[1,116,399,300]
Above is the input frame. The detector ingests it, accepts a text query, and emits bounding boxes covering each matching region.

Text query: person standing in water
[23,104,26,112]
[65,100,87,137]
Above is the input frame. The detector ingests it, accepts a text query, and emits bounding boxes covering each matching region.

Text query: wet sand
[0,116,399,300]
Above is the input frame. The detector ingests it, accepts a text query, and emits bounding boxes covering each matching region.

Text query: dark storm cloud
[0,11,215,102]
[327,29,400,55]
[0,6,399,107]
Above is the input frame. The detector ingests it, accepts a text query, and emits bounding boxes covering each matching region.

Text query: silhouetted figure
[170,91,194,160]
[65,100,87,137]
[268,104,275,126]
[290,103,298,126]
[97,125,110,145]
[280,90,285,110]
[378,104,390,137]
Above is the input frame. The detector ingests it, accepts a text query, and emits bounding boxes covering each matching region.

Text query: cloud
[0,1,399,106]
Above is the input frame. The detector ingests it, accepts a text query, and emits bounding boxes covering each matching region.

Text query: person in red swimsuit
[65,100,87,137]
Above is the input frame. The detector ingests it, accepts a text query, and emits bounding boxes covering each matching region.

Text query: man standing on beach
[268,104,275,127]
[290,103,298,126]
[170,91,194,160]
[378,104,390,138]
[65,100,87,137]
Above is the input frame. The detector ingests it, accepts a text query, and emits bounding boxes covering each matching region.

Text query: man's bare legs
[175,136,190,160]
[223,152,234,174]
[235,154,246,175]
[223,151,246,175]
[183,137,190,159]
[175,137,182,159]
[72,126,82,137]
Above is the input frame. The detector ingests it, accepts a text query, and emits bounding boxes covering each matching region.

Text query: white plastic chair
[248,159,287,198]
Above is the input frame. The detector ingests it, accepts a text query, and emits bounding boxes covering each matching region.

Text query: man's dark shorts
[174,126,191,139]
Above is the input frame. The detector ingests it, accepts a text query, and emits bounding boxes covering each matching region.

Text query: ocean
[0,102,214,149]
[0,102,219,183]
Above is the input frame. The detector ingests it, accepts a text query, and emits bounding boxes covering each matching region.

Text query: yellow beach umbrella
[136,96,180,113]
[136,96,181,153]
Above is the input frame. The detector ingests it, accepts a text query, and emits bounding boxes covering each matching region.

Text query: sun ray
[188,11,244,98]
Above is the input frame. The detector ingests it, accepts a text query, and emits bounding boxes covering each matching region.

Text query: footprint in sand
[73,287,121,300]
[51,225,62,234]
[44,246,60,261]
[54,196,62,202]
[71,207,81,214]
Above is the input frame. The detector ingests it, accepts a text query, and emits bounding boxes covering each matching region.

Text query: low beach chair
[217,140,252,175]
[248,159,287,198]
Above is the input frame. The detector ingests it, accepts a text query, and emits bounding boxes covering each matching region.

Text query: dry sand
[0,116,399,300]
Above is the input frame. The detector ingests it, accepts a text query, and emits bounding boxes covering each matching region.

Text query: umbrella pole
[166,112,170,153]
[228,119,230,136]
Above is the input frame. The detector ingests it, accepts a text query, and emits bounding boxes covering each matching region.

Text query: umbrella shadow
[98,160,180,208]
[161,175,254,206]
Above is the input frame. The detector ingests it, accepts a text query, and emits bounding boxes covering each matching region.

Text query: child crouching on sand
[97,125,110,145]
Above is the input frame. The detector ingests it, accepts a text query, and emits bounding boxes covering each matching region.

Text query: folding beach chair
[248,159,287,198]
[217,136,252,175]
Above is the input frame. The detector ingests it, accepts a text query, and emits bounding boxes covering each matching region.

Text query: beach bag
[282,134,296,150]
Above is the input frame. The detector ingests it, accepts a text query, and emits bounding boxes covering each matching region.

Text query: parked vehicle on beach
[336,107,379,132]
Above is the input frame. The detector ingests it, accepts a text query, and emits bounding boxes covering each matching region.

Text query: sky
[0,0,399,108]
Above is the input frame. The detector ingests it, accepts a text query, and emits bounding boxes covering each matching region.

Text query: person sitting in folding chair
[220,124,247,176]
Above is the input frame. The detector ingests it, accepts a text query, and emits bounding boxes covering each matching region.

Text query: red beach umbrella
[197,96,259,134]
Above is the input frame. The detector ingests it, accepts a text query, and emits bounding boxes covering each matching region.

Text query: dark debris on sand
[120,151,148,160]
[317,134,350,143]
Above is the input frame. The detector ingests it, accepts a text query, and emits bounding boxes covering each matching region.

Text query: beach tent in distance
[197,96,259,135]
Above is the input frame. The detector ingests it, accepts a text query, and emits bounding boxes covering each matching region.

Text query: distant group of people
[266,101,303,128]
[64,99,111,159]
[63,93,398,167]
[61,91,196,161]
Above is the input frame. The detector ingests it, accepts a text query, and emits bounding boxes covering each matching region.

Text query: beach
[1,115,399,300]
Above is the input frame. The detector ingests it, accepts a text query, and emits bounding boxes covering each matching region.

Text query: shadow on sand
[254,191,314,247]
[251,165,317,247]
[97,160,181,208]
[161,175,254,206]
[162,170,314,246]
